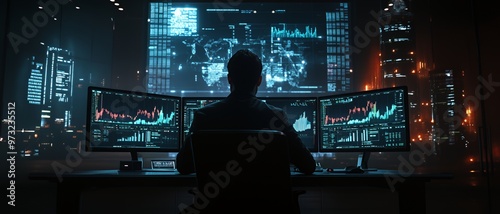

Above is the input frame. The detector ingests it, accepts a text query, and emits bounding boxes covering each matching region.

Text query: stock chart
[319,88,409,151]
[88,88,180,150]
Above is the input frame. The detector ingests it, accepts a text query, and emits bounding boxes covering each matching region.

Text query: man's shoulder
[258,100,285,114]
[194,96,286,116]
[262,101,282,111]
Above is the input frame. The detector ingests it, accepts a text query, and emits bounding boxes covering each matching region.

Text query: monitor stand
[119,151,143,171]
[329,152,378,173]
[356,152,377,171]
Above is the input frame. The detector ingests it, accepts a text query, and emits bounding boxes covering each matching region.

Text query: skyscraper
[379,0,417,90]
[41,46,74,128]
[429,68,467,166]
[430,69,465,146]
[20,46,76,154]
[379,0,420,138]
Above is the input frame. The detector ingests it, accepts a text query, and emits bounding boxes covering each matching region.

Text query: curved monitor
[85,86,182,154]
[318,86,410,152]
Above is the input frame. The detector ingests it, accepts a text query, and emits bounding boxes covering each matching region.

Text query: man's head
[227,49,262,93]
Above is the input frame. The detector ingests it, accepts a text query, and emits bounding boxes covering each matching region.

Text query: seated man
[176,49,316,175]
[177,50,316,213]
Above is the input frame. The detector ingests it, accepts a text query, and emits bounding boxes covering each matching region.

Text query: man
[176,49,316,175]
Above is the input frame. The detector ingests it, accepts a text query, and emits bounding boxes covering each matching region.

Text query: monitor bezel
[85,86,182,153]
[317,86,411,152]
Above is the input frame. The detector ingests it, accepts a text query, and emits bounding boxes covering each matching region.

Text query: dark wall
[0,0,8,114]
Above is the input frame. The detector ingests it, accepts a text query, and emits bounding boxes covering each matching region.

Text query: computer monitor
[262,97,318,152]
[181,97,224,141]
[86,86,182,161]
[318,86,410,169]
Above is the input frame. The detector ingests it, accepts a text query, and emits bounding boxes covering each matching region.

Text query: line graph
[323,96,400,126]
[95,106,176,125]
[91,91,179,126]
[271,24,318,38]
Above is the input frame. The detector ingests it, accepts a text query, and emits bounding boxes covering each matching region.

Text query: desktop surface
[28,168,452,214]
[30,168,452,179]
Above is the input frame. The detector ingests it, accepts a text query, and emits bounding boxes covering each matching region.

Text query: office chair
[184,129,304,214]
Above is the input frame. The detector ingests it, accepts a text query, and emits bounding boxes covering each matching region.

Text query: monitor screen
[86,87,182,152]
[318,86,410,152]
[147,1,351,96]
[262,97,318,151]
[181,97,224,141]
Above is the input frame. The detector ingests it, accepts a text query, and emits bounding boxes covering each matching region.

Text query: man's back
[176,92,316,175]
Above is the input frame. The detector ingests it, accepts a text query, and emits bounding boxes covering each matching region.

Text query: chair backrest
[190,129,294,213]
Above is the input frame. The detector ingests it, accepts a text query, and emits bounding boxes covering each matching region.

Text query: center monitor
[262,97,318,152]
[181,96,318,151]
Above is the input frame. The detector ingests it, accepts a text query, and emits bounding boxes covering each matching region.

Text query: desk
[29,169,452,214]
